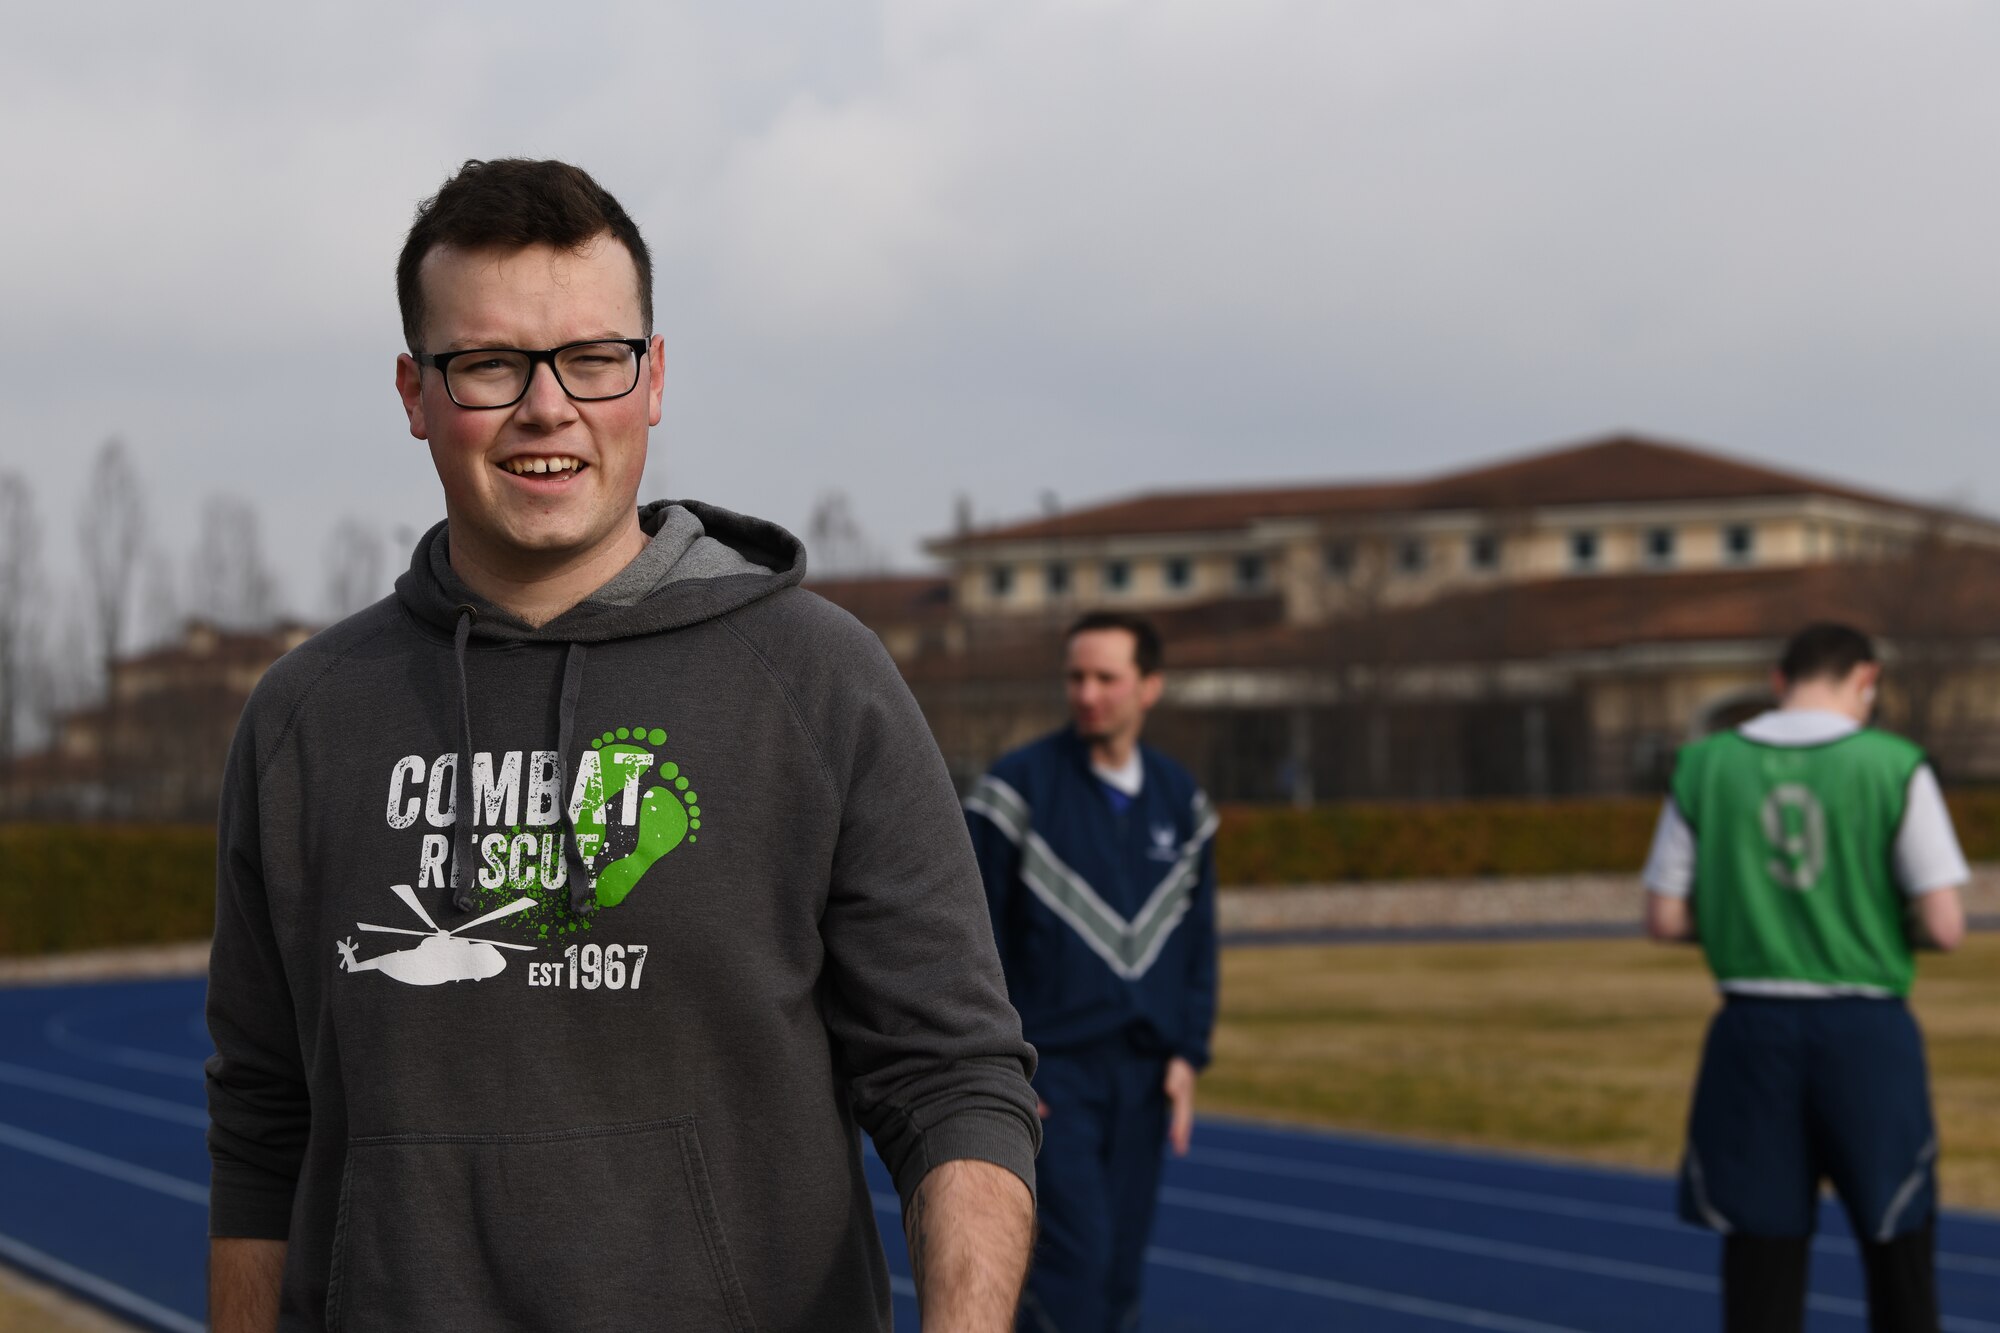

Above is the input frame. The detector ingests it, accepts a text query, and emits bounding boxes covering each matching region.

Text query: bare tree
[21,594,95,752]
[78,437,148,675]
[188,495,282,628]
[806,491,884,578]
[0,472,43,761]
[139,546,183,651]
[323,517,385,619]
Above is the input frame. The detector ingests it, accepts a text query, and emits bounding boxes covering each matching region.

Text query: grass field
[1205,933,2000,1212]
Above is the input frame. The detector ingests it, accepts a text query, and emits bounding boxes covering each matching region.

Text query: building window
[1468,534,1499,572]
[1645,527,1676,567]
[1236,554,1266,591]
[1102,560,1131,593]
[1396,538,1427,575]
[988,565,1014,598]
[1724,524,1756,564]
[1046,562,1071,596]
[1163,556,1193,591]
[1325,542,1354,579]
[1570,530,1600,571]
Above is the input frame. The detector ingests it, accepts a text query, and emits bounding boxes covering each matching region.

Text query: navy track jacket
[966,728,1220,1069]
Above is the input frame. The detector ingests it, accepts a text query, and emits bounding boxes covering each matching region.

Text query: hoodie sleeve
[805,623,1041,1208]
[205,712,310,1239]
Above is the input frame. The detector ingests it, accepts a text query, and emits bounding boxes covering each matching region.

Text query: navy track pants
[1020,1037,1170,1333]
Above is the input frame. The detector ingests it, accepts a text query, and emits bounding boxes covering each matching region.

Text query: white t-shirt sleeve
[1894,765,1970,896]
[1642,800,1696,898]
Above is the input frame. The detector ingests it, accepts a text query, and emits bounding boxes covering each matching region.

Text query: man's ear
[1139,672,1165,710]
[646,333,666,428]
[395,353,430,440]
[1769,667,1790,704]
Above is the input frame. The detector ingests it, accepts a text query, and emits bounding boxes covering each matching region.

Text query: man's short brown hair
[1778,622,1877,685]
[1067,611,1163,676]
[396,158,653,353]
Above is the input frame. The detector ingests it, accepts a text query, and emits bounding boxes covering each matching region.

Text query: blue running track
[1,977,1995,1331]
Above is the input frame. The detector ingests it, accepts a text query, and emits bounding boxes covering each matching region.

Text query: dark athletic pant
[1680,997,1941,1333]
[1019,1036,1170,1333]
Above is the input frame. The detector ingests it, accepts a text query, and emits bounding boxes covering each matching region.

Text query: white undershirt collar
[1090,750,1145,797]
[1737,708,1860,746]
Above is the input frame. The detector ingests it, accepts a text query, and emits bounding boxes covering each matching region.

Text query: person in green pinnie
[1644,622,1967,1333]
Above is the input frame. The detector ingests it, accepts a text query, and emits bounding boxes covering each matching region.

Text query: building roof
[932,434,1954,551]
[901,545,2000,683]
[117,620,315,674]
[1172,553,2000,672]
[805,575,955,625]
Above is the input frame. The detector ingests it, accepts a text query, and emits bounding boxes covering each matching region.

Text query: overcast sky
[3,1,1996,634]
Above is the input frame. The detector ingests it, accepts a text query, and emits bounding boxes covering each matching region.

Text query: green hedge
[1216,799,1661,885]
[1217,790,2000,886]
[0,824,217,957]
[8,793,2000,955]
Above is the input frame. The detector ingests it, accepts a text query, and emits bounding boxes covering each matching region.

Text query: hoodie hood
[395,499,807,645]
[393,500,807,915]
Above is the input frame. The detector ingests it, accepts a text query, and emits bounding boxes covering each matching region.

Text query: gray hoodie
[205,500,1040,1332]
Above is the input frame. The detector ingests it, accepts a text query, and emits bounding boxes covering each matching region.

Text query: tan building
[928,435,2000,623]
[825,435,2000,800]
[2,620,313,819]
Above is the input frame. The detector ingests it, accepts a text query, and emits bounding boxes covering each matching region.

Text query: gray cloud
[3,0,1995,631]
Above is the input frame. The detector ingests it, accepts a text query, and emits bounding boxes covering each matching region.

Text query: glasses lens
[445,351,532,408]
[553,342,641,400]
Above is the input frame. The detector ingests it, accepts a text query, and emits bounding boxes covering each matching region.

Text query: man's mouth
[499,456,588,477]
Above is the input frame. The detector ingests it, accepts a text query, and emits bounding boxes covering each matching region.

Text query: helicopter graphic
[336,884,537,986]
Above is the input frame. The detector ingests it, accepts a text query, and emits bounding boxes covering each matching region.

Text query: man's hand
[903,1158,1033,1332]
[210,1238,286,1333]
[1909,886,1967,952]
[1644,891,1697,944]
[1164,1056,1198,1156]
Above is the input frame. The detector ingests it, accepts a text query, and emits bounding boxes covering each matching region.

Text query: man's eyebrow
[436,332,635,352]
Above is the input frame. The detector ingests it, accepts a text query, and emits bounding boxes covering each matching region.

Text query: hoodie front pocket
[326,1116,756,1333]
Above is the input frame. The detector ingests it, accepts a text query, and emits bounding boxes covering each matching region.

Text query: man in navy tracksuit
[967,612,1220,1333]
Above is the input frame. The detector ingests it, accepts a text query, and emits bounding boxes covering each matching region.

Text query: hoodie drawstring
[449,606,597,916]
[554,642,594,914]
[450,607,479,912]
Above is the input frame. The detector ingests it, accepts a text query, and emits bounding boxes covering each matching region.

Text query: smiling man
[966,612,1219,1333]
[205,159,1039,1333]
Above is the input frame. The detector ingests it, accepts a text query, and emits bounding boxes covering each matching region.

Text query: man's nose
[515,359,577,425]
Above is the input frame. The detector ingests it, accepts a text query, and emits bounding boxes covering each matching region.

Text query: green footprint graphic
[577,725,702,909]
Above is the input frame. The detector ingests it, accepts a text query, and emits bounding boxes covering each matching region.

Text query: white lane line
[1184,1146,2000,1280]
[0,1060,209,1128]
[1163,1187,2000,1330]
[42,1015,207,1081]
[1147,1246,1594,1333]
[874,1193,1589,1333]
[0,1120,208,1206]
[1186,1146,1678,1227]
[1162,1186,1715,1292]
[1203,1115,2000,1238]
[0,1230,204,1333]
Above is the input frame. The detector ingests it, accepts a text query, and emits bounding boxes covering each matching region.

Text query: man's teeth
[501,457,585,476]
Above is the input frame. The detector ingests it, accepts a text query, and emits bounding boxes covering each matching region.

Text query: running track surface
[1,978,1995,1332]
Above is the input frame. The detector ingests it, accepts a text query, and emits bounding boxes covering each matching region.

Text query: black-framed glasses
[417,338,649,409]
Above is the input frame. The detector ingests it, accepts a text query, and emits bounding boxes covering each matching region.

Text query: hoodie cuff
[890,1106,1039,1209]
[209,1158,298,1239]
